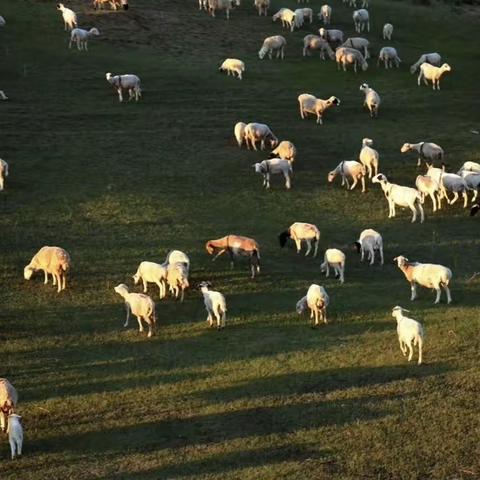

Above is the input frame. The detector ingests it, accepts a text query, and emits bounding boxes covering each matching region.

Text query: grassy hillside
[0,0,479,478]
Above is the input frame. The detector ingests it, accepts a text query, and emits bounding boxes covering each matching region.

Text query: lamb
[114,284,156,336]
[415,175,443,212]
[354,228,383,265]
[7,414,23,460]
[198,282,227,329]
[105,73,141,102]
[359,138,379,178]
[394,255,452,304]
[353,9,369,33]
[320,248,345,283]
[426,164,468,208]
[269,140,297,162]
[302,35,335,60]
[57,4,77,31]
[341,37,370,59]
[296,284,329,326]
[372,174,424,223]
[335,47,368,73]
[0,158,9,190]
[258,35,286,60]
[418,63,451,90]
[360,83,380,118]
[377,46,401,69]
[208,0,240,19]
[293,9,305,28]
[133,261,168,298]
[297,94,340,125]
[457,161,480,174]
[318,28,343,45]
[244,122,278,150]
[328,160,366,192]
[69,27,100,51]
[0,378,18,433]
[272,8,296,32]
[164,250,190,271]
[24,246,71,292]
[318,4,332,25]
[234,122,246,147]
[279,222,320,257]
[400,142,444,167]
[219,58,245,80]
[410,52,441,74]
[383,23,393,40]
[391,306,424,365]
[458,170,480,202]
[253,158,293,190]
[254,0,270,16]
[166,262,190,301]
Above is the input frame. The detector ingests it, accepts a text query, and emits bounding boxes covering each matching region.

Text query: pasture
[0,0,479,478]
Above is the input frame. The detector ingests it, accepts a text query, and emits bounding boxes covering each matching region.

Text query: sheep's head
[392,305,409,318]
[269,137,279,149]
[327,96,340,107]
[441,63,452,72]
[272,12,279,21]
[114,283,129,295]
[23,265,35,280]
[393,256,408,267]
[327,171,336,183]
[132,273,140,285]
[361,60,368,71]
[105,72,113,81]
[320,261,327,273]
[362,138,373,147]
[400,143,411,153]
[198,281,212,291]
[252,163,264,174]
[57,3,65,10]
[296,297,307,315]
[319,27,326,38]
[359,83,369,92]
[258,47,267,60]
[278,230,290,247]
[371,173,387,184]
[90,28,100,36]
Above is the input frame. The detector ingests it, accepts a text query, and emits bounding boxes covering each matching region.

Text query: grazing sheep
[318,28,343,45]
[394,255,452,304]
[254,0,270,16]
[392,306,424,365]
[383,23,393,40]
[24,246,71,292]
[297,94,340,125]
[318,4,332,25]
[341,37,370,59]
[410,52,441,74]
[272,8,296,32]
[244,123,278,151]
[164,250,190,271]
[377,46,401,69]
[418,63,451,90]
[415,175,443,212]
[0,379,18,433]
[219,58,245,80]
[400,142,444,167]
[359,138,379,178]
[7,414,23,460]
[208,0,240,19]
[296,284,329,326]
[258,35,286,60]
[293,8,305,28]
[166,262,189,301]
[93,0,121,10]
[335,47,368,73]
[360,83,380,118]
[279,222,320,257]
[253,158,292,190]
[354,228,383,265]
[458,170,480,202]
[328,160,366,192]
[105,72,141,102]
[114,284,156,336]
[57,3,77,31]
[69,27,100,51]
[302,35,335,60]
[457,161,480,174]
[0,158,9,191]
[234,122,246,147]
[133,261,168,298]
[320,248,345,283]
[199,282,227,329]
[372,174,424,223]
[269,140,297,162]
[353,9,369,33]
[426,164,468,208]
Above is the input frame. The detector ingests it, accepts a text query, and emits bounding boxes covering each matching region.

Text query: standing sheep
[383,23,393,40]
[354,228,383,265]
[258,35,286,60]
[105,73,142,102]
[318,4,332,25]
[254,0,270,16]
[199,282,227,329]
[57,3,77,31]
[279,222,320,257]
[218,58,245,80]
[0,378,18,433]
[335,47,368,73]
[328,160,366,192]
[166,262,190,301]
[133,261,168,298]
[272,8,296,32]
[418,63,451,90]
[0,158,9,191]
[320,248,345,283]
[208,0,240,19]
[303,35,335,60]
[296,284,329,326]
[353,9,369,33]
[400,142,444,167]
[377,47,401,69]
[319,28,344,46]
[297,94,340,125]
[69,27,100,51]
[252,158,293,190]
[415,175,443,212]
[359,138,379,178]
[392,306,424,365]
[360,83,380,118]
[244,123,278,150]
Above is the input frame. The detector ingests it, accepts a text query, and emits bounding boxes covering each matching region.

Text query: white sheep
[0,378,17,433]
[457,161,480,174]
[297,94,340,125]
[272,8,296,32]
[254,0,270,16]
[114,283,156,336]
[219,58,245,80]
[258,35,286,60]
[244,123,278,150]
[279,222,320,257]
[391,306,424,365]
[302,35,334,60]
[56,3,77,31]
[359,138,379,178]
[93,0,122,9]
[164,250,190,271]
[234,122,246,147]
[459,170,480,203]
[320,248,345,283]
[208,0,240,19]
[293,9,305,28]
[166,262,189,301]
[415,175,443,212]
[418,63,451,90]
[69,27,100,51]
[400,142,444,167]
[354,228,383,265]
[360,83,380,118]
[133,261,168,298]
[253,158,293,190]
[318,4,332,25]
[105,73,141,102]
[296,284,329,326]
[426,164,468,208]
[328,160,366,192]
[372,173,424,223]
[269,140,297,162]
[377,46,401,69]
[301,7,313,23]
[199,281,227,329]
[341,37,370,59]
[394,255,452,304]
[410,52,441,74]
[383,23,393,40]
[24,246,71,292]
[353,9,369,33]
[7,414,23,460]
[335,47,368,73]
[0,158,9,190]
[318,28,343,45]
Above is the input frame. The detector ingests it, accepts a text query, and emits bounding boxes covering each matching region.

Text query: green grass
[0,0,479,478]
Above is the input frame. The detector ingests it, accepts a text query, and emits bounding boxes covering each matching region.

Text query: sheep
[335,47,368,73]
[394,255,452,304]
[359,83,380,118]
[296,284,329,326]
[254,0,270,16]
[133,261,168,298]
[318,4,332,25]
[458,170,480,202]
[0,379,18,433]
[219,58,245,80]
[359,138,379,178]
[93,0,121,10]
[0,158,9,191]
[208,0,240,19]
[302,35,335,60]
[69,27,100,51]
[244,123,278,151]
[56,4,77,31]
[7,414,23,460]
[24,246,71,292]
[105,72,141,102]
[166,262,189,301]
[410,52,441,74]
[372,173,424,223]
[341,37,370,59]
[293,9,305,28]
[328,160,366,192]
[400,142,444,167]
[301,8,313,23]
[258,35,286,60]
[354,228,383,265]
[234,122,246,147]
[457,161,480,174]
[426,164,468,208]
[297,94,340,125]
[418,63,451,90]
[415,175,443,212]
[198,281,227,329]
[0,90,8,101]
[269,140,297,162]
[320,248,345,283]
[279,222,320,257]
[383,23,393,40]
[318,28,343,45]
[391,306,424,365]
[377,46,401,69]
[114,284,156,336]
[164,250,190,272]
[272,8,296,32]
[252,158,293,190]
[353,9,369,33]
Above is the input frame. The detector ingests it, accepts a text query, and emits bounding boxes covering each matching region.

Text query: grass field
[0,0,479,478]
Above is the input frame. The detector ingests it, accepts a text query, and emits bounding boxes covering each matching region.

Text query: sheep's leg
[136,316,144,332]
[434,286,442,304]
[411,282,417,301]
[417,72,423,86]
[117,88,123,102]
[370,248,375,266]
[62,273,67,291]
[212,248,227,261]
[284,172,291,189]
[313,239,319,258]
[407,341,414,362]
[43,270,49,284]
[305,239,312,256]
[294,238,302,254]
[429,193,437,212]
[444,285,452,304]
[361,176,366,193]
[462,191,468,208]
[124,304,130,327]
[180,288,185,302]
[265,172,270,189]
[450,191,459,205]
[350,176,358,190]
[410,203,417,223]
[325,263,330,277]
[299,105,305,119]
[418,202,424,223]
